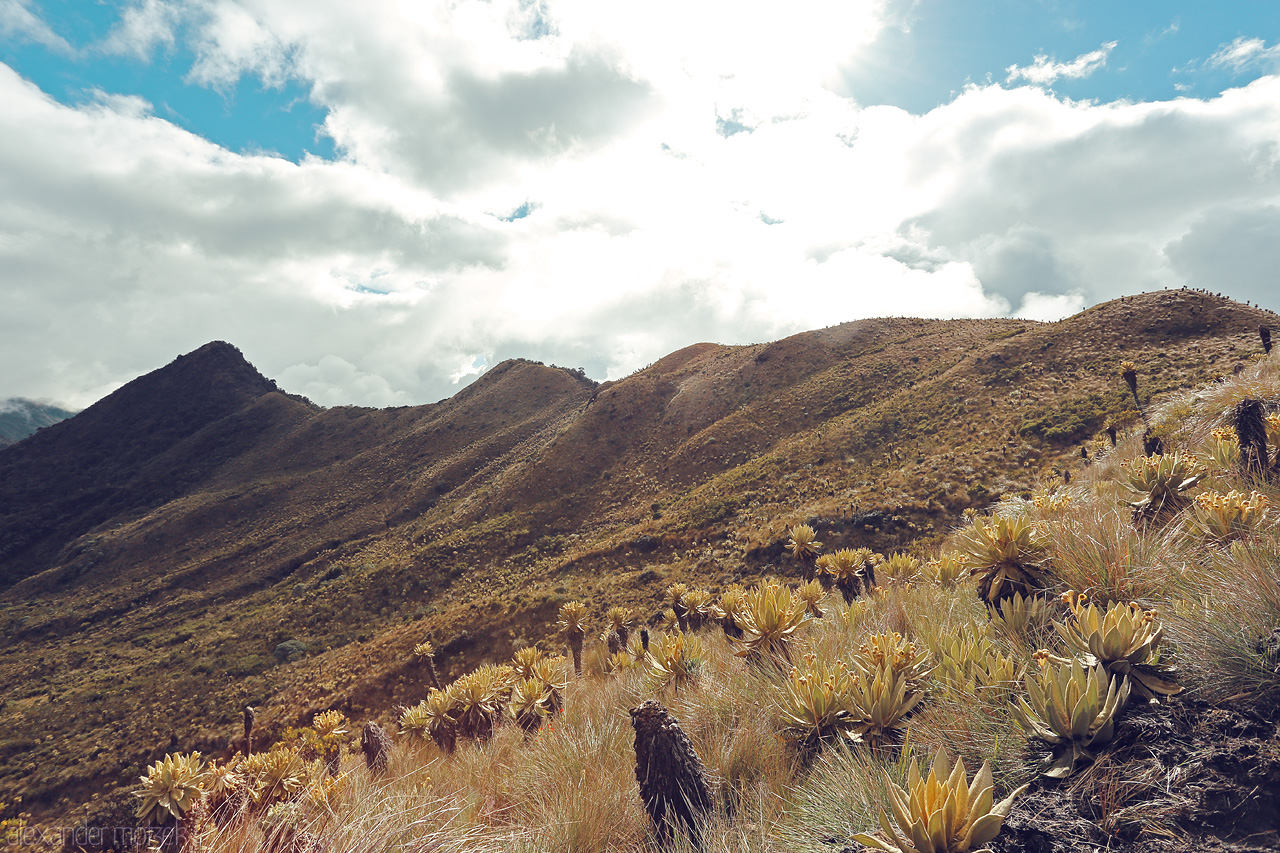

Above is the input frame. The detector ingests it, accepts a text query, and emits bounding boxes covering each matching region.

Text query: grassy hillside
[0,290,1276,834]
[83,338,1280,853]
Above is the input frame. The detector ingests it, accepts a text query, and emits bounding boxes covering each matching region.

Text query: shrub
[1054,591,1181,702]
[730,581,812,664]
[646,631,703,693]
[774,653,861,751]
[1190,490,1271,543]
[1121,452,1204,523]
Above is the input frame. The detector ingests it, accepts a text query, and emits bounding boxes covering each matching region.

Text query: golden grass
[1168,522,1280,706]
[160,350,1280,852]
[1037,502,1182,602]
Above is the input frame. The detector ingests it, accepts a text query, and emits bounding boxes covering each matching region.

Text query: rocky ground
[987,694,1280,853]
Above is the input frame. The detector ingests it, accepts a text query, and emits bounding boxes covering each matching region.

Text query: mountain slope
[0,399,77,447]
[1,290,1276,824]
[0,342,293,586]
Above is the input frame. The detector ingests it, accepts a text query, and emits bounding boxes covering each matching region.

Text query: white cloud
[1165,204,1280,294]
[278,355,410,406]
[905,76,1280,305]
[1015,291,1086,322]
[185,1,296,90]
[0,0,72,54]
[1207,37,1280,76]
[97,0,182,60]
[1006,41,1116,86]
[164,0,890,194]
[3,4,1280,409]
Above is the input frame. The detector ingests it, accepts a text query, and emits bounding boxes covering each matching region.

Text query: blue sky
[850,2,1280,107]
[2,0,335,159]
[7,2,1280,161]
[2,0,1280,407]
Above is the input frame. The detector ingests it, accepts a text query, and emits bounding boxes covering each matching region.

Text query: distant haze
[0,398,77,445]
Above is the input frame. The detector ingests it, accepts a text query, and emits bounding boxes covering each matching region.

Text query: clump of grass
[907,686,1029,786]
[507,683,647,851]
[1169,522,1280,707]
[773,740,900,850]
[1037,502,1177,603]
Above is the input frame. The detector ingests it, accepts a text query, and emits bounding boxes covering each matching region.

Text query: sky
[3,1,1280,409]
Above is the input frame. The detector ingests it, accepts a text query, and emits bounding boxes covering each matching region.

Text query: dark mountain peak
[174,340,253,374]
[191,340,240,355]
[0,343,283,584]
[104,340,275,409]
[0,341,271,459]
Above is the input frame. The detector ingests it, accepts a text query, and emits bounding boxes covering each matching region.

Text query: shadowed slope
[0,342,291,585]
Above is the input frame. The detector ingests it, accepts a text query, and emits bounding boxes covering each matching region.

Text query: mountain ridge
[1,290,1277,823]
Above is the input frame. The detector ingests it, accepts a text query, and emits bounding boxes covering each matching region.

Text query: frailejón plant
[1012,654,1129,778]
[1055,591,1181,701]
[853,746,1028,853]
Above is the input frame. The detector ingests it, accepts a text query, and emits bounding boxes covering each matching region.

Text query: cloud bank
[3,1,1280,408]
